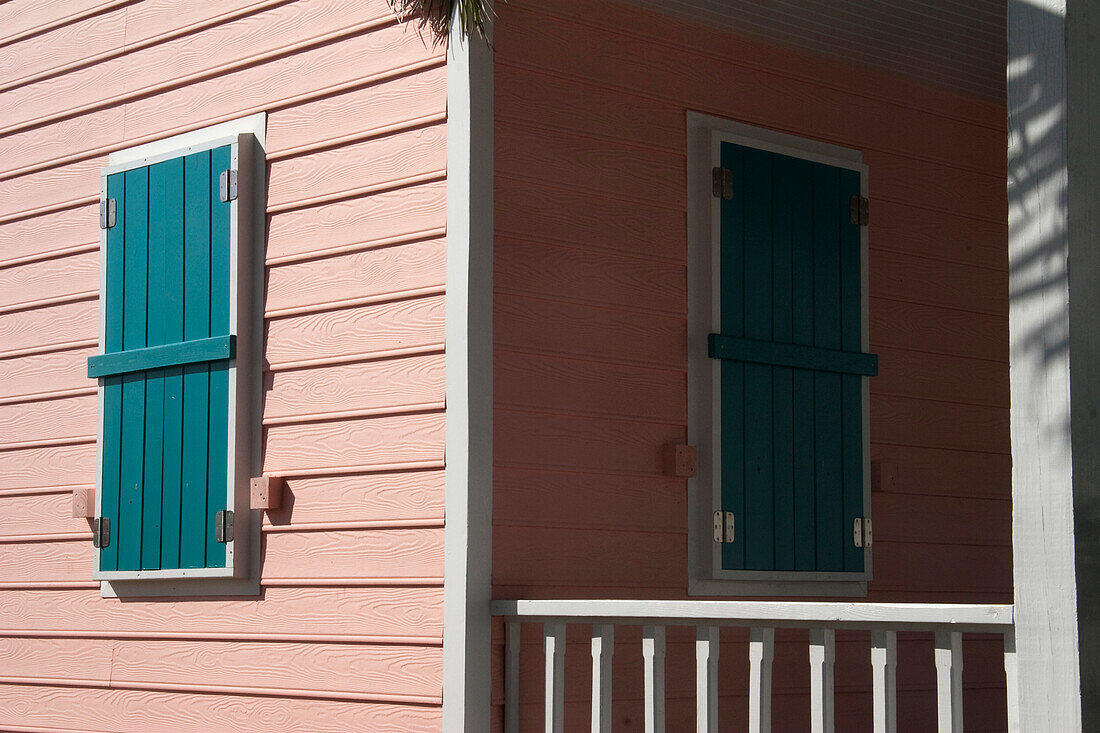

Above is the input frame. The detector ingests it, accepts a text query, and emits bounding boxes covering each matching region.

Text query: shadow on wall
[1006,0,1069,451]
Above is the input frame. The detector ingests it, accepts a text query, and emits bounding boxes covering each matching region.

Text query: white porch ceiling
[621,0,1006,101]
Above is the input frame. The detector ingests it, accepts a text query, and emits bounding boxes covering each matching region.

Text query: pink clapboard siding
[491,0,1010,730]
[0,0,447,729]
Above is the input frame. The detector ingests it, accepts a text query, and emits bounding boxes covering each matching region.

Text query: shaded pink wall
[491,0,1010,729]
[0,1,447,729]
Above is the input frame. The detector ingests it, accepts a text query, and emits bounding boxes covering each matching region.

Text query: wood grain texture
[262,470,444,527]
[0,205,97,265]
[0,0,278,88]
[0,491,89,537]
[0,393,96,446]
[870,297,1008,362]
[495,409,684,475]
[264,294,444,367]
[265,237,445,314]
[0,0,123,44]
[497,121,685,208]
[0,156,102,222]
[871,394,1009,454]
[872,493,1010,548]
[0,443,95,491]
[496,235,685,315]
[267,62,446,154]
[496,55,1003,175]
[0,684,441,733]
[0,636,112,683]
[264,353,444,421]
[262,528,444,580]
[493,526,686,589]
[0,250,98,311]
[495,294,686,368]
[0,22,442,178]
[493,467,685,533]
[869,249,1008,317]
[266,180,444,263]
[869,444,1011,500]
[495,350,686,424]
[108,638,442,698]
[0,346,96,401]
[0,537,91,583]
[2,0,393,134]
[268,124,445,211]
[263,412,444,474]
[872,346,1009,408]
[495,180,685,262]
[0,299,97,355]
[0,586,444,638]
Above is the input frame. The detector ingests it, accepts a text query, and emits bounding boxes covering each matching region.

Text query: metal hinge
[215,510,234,543]
[219,169,238,202]
[92,517,110,549]
[712,166,733,200]
[853,517,873,548]
[850,195,869,226]
[713,511,735,543]
[99,198,116,229]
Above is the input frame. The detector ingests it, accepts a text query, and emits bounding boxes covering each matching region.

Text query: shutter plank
[771,153,796,572]
[742,147,775,571]
[811,163,844,572]
[160,158,186,570]
[719,142,746,570]
[118,166,149,572]
[140,160,176,570]
[206,144,232,568]
[99,172,125,573]
[181,150,212,569]
[790,158,817,572]
[840,168,865,572]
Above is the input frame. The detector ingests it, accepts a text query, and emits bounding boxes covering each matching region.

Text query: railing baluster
[591,624,614,733]
[642,624,666,733]
[809,628,836,733]
[544,622,566,733]
[1004,628,1019,733]
[749,627,774,733]
[934,631,964,733]
[871,630,898,733]
[695,625,720,733]
[506,621,521,733]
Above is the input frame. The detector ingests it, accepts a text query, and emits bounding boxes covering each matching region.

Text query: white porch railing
[492,599,1016,733]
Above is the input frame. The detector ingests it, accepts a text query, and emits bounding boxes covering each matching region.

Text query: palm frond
[388,0,492,45]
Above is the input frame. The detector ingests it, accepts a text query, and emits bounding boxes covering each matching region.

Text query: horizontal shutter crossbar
[708,334,878,376]
[87,335,235,378]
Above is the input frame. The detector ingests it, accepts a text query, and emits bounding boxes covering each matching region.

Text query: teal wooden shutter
[90,145,234,572]
[711,142,876,574]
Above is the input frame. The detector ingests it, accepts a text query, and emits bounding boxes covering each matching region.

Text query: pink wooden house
[0,0,1095,730]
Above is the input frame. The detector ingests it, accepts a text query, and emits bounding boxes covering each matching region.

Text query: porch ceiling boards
[621,0,1006,100]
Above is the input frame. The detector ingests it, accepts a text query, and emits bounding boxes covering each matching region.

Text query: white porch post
[1008,0,1090,729]
[442,13,495,733]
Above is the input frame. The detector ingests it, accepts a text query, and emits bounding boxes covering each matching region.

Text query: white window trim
[95,113,266,598]
[686,111,872,597]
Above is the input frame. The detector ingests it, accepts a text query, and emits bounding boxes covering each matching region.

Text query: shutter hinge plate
[854,517,872,548]
[713,511,735,543]
[712,167,733,200]
[219,169,238,202]
[92,517,110,548]
[215,510,234,543]
[850,195,869,226]
[100,198,116,229]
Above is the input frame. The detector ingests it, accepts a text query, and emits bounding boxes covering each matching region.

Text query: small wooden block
[871,461,898,492]
[250,476,284,510]
[664,444,698,477]
[71,488,95,518]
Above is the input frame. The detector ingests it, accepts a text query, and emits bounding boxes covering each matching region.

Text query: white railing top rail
[491,599,1014,633]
